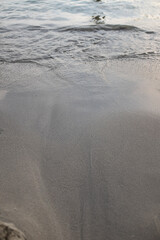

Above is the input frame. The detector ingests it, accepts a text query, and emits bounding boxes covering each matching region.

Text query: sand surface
[0,60,160,240]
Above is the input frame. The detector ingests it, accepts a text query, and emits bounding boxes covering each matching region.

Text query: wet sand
[0,60,160,240]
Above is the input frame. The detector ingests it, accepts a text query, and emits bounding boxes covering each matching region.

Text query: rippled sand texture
[0,60,160,240]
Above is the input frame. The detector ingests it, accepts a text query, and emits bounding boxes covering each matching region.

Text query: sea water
[0,0,160,66]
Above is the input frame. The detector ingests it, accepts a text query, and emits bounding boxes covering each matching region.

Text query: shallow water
[0,0,160,66]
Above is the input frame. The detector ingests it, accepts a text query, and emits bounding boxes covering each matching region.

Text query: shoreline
[0,60,160,239]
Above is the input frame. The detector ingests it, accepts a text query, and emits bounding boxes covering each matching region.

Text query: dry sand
[0,60,160,240]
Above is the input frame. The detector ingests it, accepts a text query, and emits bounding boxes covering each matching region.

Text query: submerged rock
[0,221,26,240]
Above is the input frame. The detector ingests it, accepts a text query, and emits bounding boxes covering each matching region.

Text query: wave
[1,51,159,67]
[113,51,160,60]
[0,24,155,35]
[0,27,12,33]
[0,57,50,66]
[57,24,143,32]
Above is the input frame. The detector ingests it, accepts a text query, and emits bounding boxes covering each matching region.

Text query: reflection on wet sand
[0,60,160,239]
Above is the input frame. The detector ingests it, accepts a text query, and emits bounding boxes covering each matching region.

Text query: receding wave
[113,51,160,60]
[0,24,154,35]
[58,24,142,32]
[1,51,159,68]
[0,21,159,66]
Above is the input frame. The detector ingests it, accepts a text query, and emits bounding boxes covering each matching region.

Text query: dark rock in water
[92,15,105,24]
[0,221,26,240]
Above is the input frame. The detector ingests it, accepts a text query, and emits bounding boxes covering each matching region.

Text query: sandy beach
[0,60,160,240]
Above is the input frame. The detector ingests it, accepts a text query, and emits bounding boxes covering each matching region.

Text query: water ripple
[0,0,160,66]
